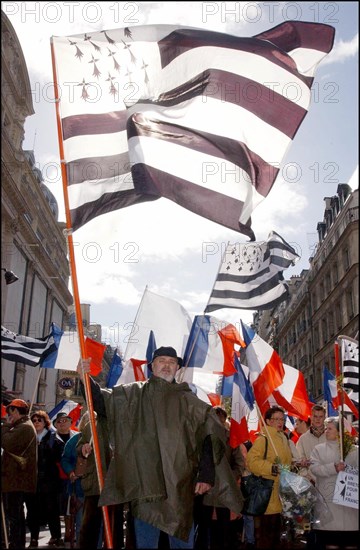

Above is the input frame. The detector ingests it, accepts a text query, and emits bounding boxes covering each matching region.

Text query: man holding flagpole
[77,346,243,548]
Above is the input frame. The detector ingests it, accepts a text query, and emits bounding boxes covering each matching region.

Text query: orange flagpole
[50,38,113,549]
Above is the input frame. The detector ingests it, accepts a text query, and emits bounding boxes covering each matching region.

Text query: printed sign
[333,470,358,509]
[58,377,74,390]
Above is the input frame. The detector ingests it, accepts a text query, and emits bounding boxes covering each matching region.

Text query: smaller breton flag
[205,231,299,313]
[1,324,56,367]
[341,337,359,412]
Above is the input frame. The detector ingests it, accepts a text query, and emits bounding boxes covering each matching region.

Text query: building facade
[254,184,358,401]
[1,11,73,408]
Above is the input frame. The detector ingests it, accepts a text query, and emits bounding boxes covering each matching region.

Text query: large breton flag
[205,231,299,312]
[51,22,334,238]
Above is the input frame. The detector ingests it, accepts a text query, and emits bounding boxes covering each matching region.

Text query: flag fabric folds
[323,367,340,416]
[1,323,105,374]
[241,321,285,411]
[40,327,78,370]
[323,366,359,419]
[123,288,192,362]
[229,355,255,447]
[1,324,57,367]
[84,337,106,376]
[40,328,104,375]
[180,314,244,377]
[51,22,334,237]
[271,364,312,421]
[106,349,123,389]
[48,399,83,430]
[205,231,299,313]
[341,338,359,412]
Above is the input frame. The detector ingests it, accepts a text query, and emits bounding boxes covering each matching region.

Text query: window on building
[328,311,335,337]
[322,318,328,344]
[312,292,317,310]
[343,248,350,271]
[325,272,331,294]
[333,262,339,285]
[346,288,354,320]
[335,301,342,330]
[309,375,314,396]
[314,326,319,351]
[320,283,325,302]
[38,387,45,404]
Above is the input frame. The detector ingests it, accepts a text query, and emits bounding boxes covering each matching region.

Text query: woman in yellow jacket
[247,406,292,550]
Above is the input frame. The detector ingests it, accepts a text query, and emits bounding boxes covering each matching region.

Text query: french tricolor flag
[48,399,83,431]
[241,321,284,412]
[323,367,359,419]
[270,364,312,421]
[229,354,255,448]
[182,315,244,376]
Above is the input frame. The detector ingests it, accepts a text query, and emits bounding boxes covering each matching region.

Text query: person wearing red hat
[77,346,244,549]
[2,399,37,549]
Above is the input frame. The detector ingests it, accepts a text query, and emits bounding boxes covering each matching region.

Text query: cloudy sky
[3,2,358,353]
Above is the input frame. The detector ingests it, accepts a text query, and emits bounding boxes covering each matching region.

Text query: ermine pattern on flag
[205,231,299,312]
[52,22,334,237]
[341,338,359,411]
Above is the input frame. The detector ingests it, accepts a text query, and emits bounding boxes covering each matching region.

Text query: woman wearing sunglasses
[25,410,65,548]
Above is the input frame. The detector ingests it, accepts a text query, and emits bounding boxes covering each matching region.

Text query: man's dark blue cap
[150,346,183,368]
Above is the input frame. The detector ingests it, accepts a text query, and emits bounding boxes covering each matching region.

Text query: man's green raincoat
[91,375,243,541]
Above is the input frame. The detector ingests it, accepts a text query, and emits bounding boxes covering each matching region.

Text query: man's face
[6,406,22,425]
[311,410,325,429]
[152,355,179,383]
[55,417,72,434]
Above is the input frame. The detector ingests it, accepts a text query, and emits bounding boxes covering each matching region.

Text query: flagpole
[50,39,113,549]
[254,402,278,457]
[334,339,344,462]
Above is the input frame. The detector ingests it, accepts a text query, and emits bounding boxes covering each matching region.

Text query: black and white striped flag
[341,338,359,412]
[205,231,299,312]
[1,326,55,367]
[51,22,334,238]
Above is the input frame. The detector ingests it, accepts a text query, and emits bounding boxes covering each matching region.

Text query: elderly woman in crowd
[309,416,358,550]
[25,410,64,548]
[247,406,293,550]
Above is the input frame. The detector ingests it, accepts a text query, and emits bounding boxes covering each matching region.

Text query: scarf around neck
[311,425,325,438]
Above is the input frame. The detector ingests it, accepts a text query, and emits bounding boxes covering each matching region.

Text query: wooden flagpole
[255,402,278,457]
[50,39,113,549]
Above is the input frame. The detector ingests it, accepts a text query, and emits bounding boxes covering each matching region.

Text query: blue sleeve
[60,433,80,474]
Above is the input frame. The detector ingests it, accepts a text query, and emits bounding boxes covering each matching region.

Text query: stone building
[254,184,358,401]
[1,11,73,408]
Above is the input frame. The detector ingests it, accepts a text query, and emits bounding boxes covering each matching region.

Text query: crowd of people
[1,346,358,550]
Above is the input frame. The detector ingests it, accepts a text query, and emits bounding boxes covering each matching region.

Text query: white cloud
[321,34,358,66]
